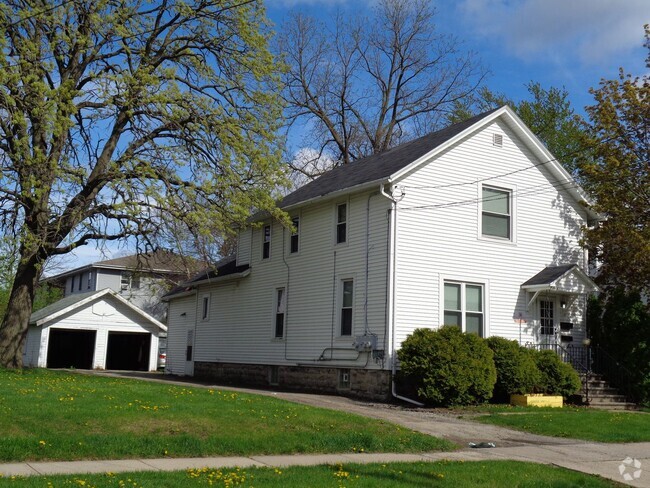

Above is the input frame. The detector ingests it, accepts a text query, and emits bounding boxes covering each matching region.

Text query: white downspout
[379,183,424,407]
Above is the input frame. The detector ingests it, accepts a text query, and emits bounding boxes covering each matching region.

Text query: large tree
[0,0,286,368]
[578,26,650,293]
[276,0,485,167]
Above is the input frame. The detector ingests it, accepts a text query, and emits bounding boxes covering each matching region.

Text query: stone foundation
[194,361,392,401]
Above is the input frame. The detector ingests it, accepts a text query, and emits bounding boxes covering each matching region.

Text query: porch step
[580,373,638,410]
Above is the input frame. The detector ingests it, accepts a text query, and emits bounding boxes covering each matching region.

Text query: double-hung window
[444,282,484,336]
[262,225,271,259]
[290,217,299,254]
[274,288,286,339]
[336,203,347,244]
[482,186,511,239]
[340,279,353,336]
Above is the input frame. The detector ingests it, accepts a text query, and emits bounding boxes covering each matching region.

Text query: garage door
[47,329,97,369]
[106,332,151,371]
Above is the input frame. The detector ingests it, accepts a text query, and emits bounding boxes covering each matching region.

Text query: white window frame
[440,277,489,337]
[338,278,354,337]
[201,293,211,321]
[273,287,286,339]
[335,202,348,245]
[262,224,271,259]
[479,184,515,242]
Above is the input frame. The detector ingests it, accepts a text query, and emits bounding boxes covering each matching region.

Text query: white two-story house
[164,106,599,400]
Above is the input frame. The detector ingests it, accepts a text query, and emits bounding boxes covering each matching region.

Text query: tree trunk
[0,255,41,368]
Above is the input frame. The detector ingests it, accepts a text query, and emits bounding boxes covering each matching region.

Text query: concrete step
[589,402,639,411]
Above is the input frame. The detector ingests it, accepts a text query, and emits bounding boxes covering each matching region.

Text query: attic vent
[493,133,503,147]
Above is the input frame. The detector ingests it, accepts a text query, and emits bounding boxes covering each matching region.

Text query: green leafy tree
[448,83,586,175]
[578,26,650,292]
[0,0,286,368]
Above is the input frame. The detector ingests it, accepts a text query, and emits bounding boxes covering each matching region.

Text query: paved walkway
[1,372,648,487]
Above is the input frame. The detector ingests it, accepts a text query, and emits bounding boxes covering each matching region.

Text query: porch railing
[524,342,636,404]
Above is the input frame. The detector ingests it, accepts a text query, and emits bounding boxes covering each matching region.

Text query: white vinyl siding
[166,294,196,375]
[393,118,588,349]
[189,190,390,368]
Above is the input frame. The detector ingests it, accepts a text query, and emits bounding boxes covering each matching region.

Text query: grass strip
[475,407,650,442]
[0,369,453,462]
[0,461,622,487]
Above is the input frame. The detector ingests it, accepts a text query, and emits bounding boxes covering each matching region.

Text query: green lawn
[0,369,453,462]
[475,407,650,442]
[0,461,622,487]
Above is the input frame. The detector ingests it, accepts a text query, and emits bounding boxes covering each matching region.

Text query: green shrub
[533,349,581,397]
[398,326,496,407]
[486,337,541,401]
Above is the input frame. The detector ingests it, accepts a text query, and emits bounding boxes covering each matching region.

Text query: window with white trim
[340,279,353,336]
[443,282,484,336]
[274,288,286,338]
[336,203,347,244]
[482,186,511,239]
[87,271,92,290]
[262,225,271,259]
[290,216,299,254]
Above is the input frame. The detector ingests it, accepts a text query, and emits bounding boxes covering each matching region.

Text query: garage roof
[30,288,167,331]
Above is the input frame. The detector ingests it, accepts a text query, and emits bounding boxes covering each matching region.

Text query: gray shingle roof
[29,290,100,325]
[279,109,500,208]
[521,264,578,287]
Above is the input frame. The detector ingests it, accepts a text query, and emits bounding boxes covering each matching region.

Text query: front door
[539,299,557,345]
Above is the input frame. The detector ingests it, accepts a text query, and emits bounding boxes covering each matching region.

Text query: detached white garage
[24,288,166,371]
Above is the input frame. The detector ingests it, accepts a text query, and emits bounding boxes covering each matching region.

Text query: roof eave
[278,179,387,214]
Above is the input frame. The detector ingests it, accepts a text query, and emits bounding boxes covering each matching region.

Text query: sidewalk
[1,444,649,487]
[2,371,647,487]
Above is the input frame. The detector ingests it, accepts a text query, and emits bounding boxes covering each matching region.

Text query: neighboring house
[164,106,599,400]
[23,288,166,371]
[45,250,199,321]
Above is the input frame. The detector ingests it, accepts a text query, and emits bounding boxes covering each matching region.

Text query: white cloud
[459,0,647,64]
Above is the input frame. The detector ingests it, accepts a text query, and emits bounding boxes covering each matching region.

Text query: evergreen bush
[398,326,496,406]
[532,349,581,397]
[486,336,541,401]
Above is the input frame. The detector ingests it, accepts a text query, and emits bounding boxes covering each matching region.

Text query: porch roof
[521,264,599,294]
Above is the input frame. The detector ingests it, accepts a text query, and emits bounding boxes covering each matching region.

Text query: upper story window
[262,225,271,259]
[78,273,82,291]
[290,217,299,254]
[274,287,286,339]
[70,276,75,293]
[340,279,353,336]
[201,294,210,321]
[482,186,511,239]
[336,203,347,244]
[87,271,92,290]
[444,281,484,336]
[120,272,140,291]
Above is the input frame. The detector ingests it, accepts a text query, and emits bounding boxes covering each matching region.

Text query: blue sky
[57,0,648,271]
[266,0,648,114]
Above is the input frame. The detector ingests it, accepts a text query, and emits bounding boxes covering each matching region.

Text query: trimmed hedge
[533,349,582,397]
[398,328,582,406]
[486,337,541,401]
[398,326,496,406]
